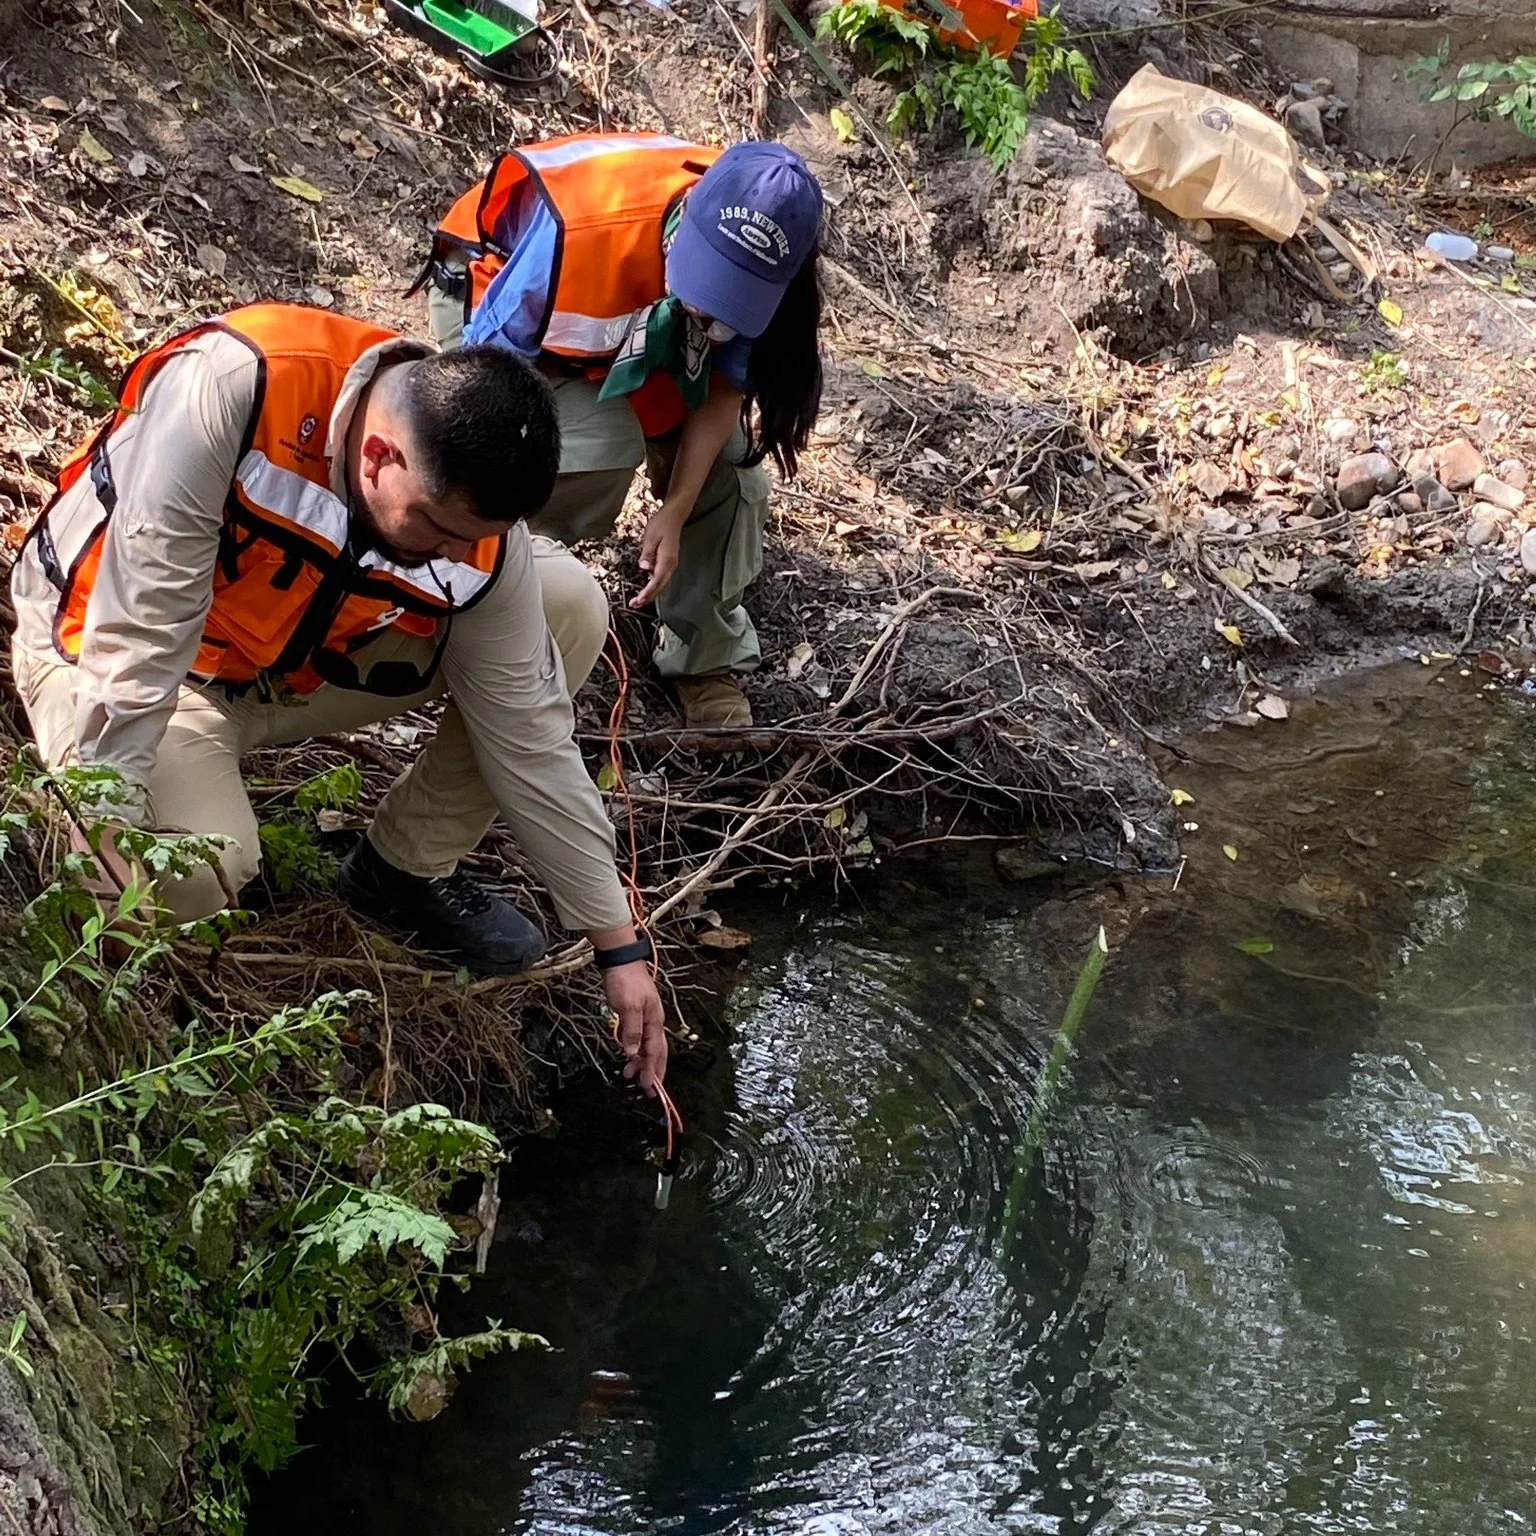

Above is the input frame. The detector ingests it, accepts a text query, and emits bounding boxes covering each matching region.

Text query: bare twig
[1201,552,1301,646]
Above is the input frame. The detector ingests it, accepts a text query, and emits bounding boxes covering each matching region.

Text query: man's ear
[358,431,401,486]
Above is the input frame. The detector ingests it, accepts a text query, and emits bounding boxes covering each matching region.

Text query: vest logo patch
[298,413,319,445]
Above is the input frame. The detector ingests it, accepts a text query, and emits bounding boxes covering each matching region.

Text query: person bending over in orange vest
[10,303,667,1094]
[416,134,826,731]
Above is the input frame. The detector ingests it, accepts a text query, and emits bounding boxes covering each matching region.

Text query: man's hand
[603,960,668,1095]
[631,506,685,609]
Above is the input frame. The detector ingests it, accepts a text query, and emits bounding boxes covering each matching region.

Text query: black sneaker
[337,836,547,975]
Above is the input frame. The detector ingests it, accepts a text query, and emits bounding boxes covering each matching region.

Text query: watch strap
[593,932,655,970]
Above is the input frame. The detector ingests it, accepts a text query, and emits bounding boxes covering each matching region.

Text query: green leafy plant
[293,761,363,814]
[0,1314,34,1380]
[1360,349,1407,394]
[816,0,1094,169]
[257,819,335,893]
[1020,5,1095,104]
[0,757,529,1530]
[1407,41,1536,152]
[254,761,364,893]
[13,347,117,408]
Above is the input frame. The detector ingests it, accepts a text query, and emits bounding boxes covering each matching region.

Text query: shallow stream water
[253,663,1536,1535]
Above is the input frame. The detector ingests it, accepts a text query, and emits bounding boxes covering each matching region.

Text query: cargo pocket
[717,459,769,606]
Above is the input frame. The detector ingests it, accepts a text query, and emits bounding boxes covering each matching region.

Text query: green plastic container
[384,0,540,83]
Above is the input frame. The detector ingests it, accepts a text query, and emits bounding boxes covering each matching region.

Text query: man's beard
[347,487,434,569]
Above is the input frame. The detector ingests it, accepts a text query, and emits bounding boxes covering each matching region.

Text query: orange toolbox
[885,0,1038,56]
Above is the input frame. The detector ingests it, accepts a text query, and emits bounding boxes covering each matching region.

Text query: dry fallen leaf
[1223,844,1239,861]
[1074,560,1118,582]
[229,152,261,174]
[39,95,71,113]
[196,242,227,278]
[271,174,324,203]
[77,128,114,164]
[1259,557,1301,586]
[1377,297,1403,327]
[404,1369,455,1422]
[786,641,814,679]
[127,150,149,178]
[1217,621,1243,646]
[1255,694,1290,720]
[1189,461,1232,502]
[1170,788,1195,806]
[1219,565,1253,590]
[996,527,1042,554]
[697,925,752,950]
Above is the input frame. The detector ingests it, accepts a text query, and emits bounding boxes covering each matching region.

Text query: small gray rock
[1336,451,1402,511]
[1324,417,1360,445]
[1412,472,1459,513]
[1286,98,1327,149]
[1466,515,1501,548]
[1521,527,1536,577]
[1395,490,1424,515]
[1438,437,1486,492]
[1498,458,1529,491]
[1473,473,1525,512]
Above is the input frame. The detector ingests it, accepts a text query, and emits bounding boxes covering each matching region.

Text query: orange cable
[601,629,682,1161]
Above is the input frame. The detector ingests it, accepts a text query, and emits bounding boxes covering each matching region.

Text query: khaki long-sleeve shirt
[11,328,631,932]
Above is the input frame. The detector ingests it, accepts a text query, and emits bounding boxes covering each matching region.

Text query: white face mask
[677,299,736,345]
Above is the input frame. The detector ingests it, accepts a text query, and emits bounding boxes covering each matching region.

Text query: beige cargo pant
[11,539,606,923]
[428,279,769,678]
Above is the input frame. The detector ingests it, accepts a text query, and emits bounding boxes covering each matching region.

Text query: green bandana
[597,293,711,412]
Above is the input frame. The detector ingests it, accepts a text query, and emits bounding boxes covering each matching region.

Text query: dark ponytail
[740,246,823,479]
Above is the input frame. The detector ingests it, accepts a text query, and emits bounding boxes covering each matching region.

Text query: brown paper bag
[1102,65,1331,243]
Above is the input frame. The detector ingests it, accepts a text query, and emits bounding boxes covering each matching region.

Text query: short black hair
[399,346,561,523]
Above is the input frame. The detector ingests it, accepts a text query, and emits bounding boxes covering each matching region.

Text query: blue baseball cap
[666,141,824,341]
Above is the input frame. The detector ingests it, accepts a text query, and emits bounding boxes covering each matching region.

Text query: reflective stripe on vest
[32,304,504,693]
[233,449,494,608]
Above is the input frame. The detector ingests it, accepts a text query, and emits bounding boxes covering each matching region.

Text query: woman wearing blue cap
[417,134,826,730]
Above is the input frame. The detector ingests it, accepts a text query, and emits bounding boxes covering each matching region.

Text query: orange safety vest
[31,304,506,695]
[424,132,722,437]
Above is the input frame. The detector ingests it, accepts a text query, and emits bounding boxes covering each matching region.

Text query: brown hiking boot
[675,675,753,730]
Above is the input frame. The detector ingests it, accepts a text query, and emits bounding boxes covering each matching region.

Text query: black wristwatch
[593,932,655,970]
